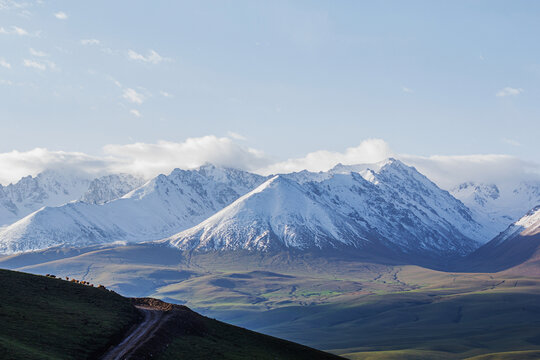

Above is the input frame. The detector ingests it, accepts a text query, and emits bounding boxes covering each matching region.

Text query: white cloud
[54,11,67,20]
[103,136,271,179]
[80,39,100,45]
[22,58,56,71]
[400,154,539,190]
[122,88,144,104]
[130,109,141,117]
[496,87,523,97]
[0,148,107,185]
[160,90,173,98]
[227,131,247,141]
[255,139,540,190]
[0,1,30,11]
[0,136,269,184]
[0,58,11,69]
[29,48,47,57]
[1,26,39,37]
[127,49,170,64]
[258,139,393,175]
[22,59,46,70]
[12,26,27,35]
[402,86,414,93]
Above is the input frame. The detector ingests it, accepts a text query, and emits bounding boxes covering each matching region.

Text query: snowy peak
[169,175,368,251]
[519,206,540,234]
[462,205,540,273]
[509,206,540,238]
[476,205,540,250]
[284,158,405,185]
[125,164,266,207]
[329,157,400,174]
[169,162,482,257]
[0,169,93,226]
[81,174,145,204]
[451,180,540,240]
[452,182,500,207]
[0,165,267,254]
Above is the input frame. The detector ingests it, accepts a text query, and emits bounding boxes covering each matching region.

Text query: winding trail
[101,306,167,360]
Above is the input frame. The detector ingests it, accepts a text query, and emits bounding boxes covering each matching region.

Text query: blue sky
[0,1,538,184]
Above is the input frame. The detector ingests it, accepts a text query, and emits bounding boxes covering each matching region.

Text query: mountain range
[0,159,538,267]
[169,159,484,260]
[0,165,264,253]
[0,170,144,227]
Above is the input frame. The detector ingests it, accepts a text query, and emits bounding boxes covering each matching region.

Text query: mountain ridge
[459,205,540,272]
[168,159,483,260]
[0,165,266,253]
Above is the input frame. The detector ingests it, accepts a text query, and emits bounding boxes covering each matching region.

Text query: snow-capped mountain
[169,159,483,257]
[169,175,372,251]
[451,180,540,240]
[0,165,266,254]
[0,170,146,228]
[0,170,93,227]
[80,174,145,204]
[490,205,540,245]
[462,206,540,272]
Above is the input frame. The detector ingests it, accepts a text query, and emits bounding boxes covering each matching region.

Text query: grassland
[2,245,540,359]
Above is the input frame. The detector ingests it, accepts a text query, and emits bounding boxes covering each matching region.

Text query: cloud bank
[0,148,108,184]
[103,136,270,178]
[258,139,393,175]
[0,137,537,191]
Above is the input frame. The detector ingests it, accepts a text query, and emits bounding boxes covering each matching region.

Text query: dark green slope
[0,269,139,360]
[130,298,342,360]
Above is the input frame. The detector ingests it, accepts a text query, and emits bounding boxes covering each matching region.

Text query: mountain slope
[461,206,540,272]
[130,298,342,360]
[0,170,146,228]
[170,159,483,259]
[170,175,377,251]
[451,181,540,240]
[80,173,145,204]
[0,165,266,254]
[0,170,93,227]
[0,268,139,360]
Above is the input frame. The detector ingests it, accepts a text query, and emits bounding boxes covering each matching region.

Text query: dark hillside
[130,297,342,360]
[0,269,139,360]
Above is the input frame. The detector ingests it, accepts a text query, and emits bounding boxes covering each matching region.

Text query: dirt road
[101,306,166,360]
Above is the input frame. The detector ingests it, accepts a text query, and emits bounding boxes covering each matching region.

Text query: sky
[0,1,539,186]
